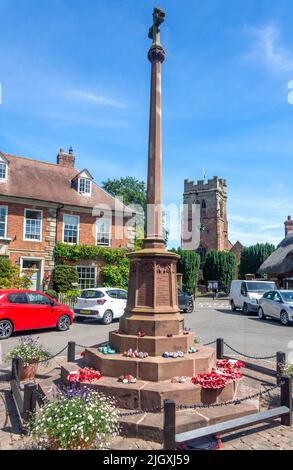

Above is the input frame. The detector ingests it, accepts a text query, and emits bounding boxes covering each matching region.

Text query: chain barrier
[75,341,109,350]
[117,382,281,417]
[203,340,216,346]
[33,345,69,364]
[223,341,276,360]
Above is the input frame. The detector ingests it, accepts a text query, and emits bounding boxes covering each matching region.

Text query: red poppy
[67,368,102,383]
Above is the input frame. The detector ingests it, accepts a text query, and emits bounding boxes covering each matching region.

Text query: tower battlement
[184,176,227,194]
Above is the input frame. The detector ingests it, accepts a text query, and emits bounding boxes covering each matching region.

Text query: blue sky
[1,0,293,248]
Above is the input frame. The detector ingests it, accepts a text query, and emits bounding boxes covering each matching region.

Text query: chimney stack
[285,215,293,236]
[57,147,75,168]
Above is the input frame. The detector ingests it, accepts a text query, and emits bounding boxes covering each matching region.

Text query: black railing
[163,376,292,450]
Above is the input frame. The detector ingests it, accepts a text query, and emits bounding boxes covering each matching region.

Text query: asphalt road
[1,299,293,365]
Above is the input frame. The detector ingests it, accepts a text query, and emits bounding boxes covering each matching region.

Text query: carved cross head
[148,7,166,42]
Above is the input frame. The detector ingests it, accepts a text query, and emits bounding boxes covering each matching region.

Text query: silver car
[258,290,293,326]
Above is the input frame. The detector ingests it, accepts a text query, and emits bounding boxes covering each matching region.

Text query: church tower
[183,176,230,254]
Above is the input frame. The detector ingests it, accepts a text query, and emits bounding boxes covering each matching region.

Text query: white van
[230,280,276,314]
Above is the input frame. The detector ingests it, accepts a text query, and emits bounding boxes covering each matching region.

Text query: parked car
[178,288,194,313]
[74,288,128,325]
[258,290,293,326]
[230,280,276,314]
[0,290,73,339]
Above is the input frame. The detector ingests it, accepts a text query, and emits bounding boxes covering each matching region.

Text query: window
[24,209,42,241]
[117,290,128,300]
[107,290,119,299]
[78,178,91,195]
[201,200,207,217]
[96,218,112,246]
[63,215,79,244]
[81,290,105,299]
[27,293,52,305]
[8,293,28,304]
[0,163,7,181]
[0,206,8,238]
[77,267,96,289]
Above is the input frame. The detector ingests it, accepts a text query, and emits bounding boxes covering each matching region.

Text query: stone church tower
[183,176,230,253]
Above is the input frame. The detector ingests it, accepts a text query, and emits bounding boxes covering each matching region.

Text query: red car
[0,290,73,339]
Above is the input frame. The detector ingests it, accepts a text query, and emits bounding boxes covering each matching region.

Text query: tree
[101,258,130,289]
[102,177,146,211]
[0,258,32,289]
[239,243,275,279]
[52,265,79,293]
[203,251,237,291]
[171,248,201,295]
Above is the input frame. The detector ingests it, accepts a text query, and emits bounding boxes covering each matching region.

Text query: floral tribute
[118,375,137,384]
[192,359,245,390]
[163,351,184,359]
[137,329,146,338]
[67,368,102,383]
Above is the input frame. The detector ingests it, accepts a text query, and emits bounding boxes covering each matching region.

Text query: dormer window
[78,177,92,195]
[73,169,93,196]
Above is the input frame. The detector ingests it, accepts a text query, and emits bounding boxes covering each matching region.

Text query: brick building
[0,148,136,291]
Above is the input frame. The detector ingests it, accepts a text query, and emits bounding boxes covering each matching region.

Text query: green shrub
[101,258,130,289]
[54,243,128,263]
[203,250,237,291]
[45,289,58,300]
[0,258,32,289]
[239,243,275,279]
[171,248,200,296]
[52,265,79,293]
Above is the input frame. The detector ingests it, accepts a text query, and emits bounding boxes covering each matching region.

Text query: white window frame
[0,206,8,239]
[77,266,97,290]
[96,217,112,247]
[0,162,7,182]
[78,177,92,196]
[24,208,43,242]
[62,214,80,245]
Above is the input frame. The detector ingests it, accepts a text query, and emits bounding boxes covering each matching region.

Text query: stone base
[118,398,259,443]
[83,344,216,382]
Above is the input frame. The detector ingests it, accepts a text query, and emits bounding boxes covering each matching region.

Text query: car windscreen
[81,290,105,299]
[281,291,293,302]
[246,282,275,292]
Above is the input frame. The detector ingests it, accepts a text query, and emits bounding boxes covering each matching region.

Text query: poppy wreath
[216,359,245,370]
[67,368,102,383]
[191,371,228,389]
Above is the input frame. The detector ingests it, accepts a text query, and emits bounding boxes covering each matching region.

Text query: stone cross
[144,8,166,248]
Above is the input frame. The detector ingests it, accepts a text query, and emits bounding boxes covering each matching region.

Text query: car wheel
[0,320,13,339]
[258,307,266,320]
[242,303,249,315]
[186,300,194,314]
[101,310,113,325]
[231,301,237,311]
[280,310,290,326]
[57,315,71,331]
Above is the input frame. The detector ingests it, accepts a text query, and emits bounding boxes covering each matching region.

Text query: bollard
[67,341,76,363]
[23,383,37,422]
[163,400,176,450]
[280,376,292,427]
[216,338,224,359]
[276,351,286,384]
[11,357,21,383]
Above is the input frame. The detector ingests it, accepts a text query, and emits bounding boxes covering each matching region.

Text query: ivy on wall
[54,243,128,263]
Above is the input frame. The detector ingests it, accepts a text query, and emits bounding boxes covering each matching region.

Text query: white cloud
[244,24,293,73]
[67,89,127,109]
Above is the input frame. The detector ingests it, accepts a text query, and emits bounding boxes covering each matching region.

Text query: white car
[74,288,127,325]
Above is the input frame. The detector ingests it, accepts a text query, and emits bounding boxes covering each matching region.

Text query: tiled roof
[0,153,133,215]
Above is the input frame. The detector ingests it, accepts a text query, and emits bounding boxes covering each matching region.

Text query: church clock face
[197,223,205,233]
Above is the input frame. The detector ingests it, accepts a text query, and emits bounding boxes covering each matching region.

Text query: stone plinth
[84,344,216,383]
